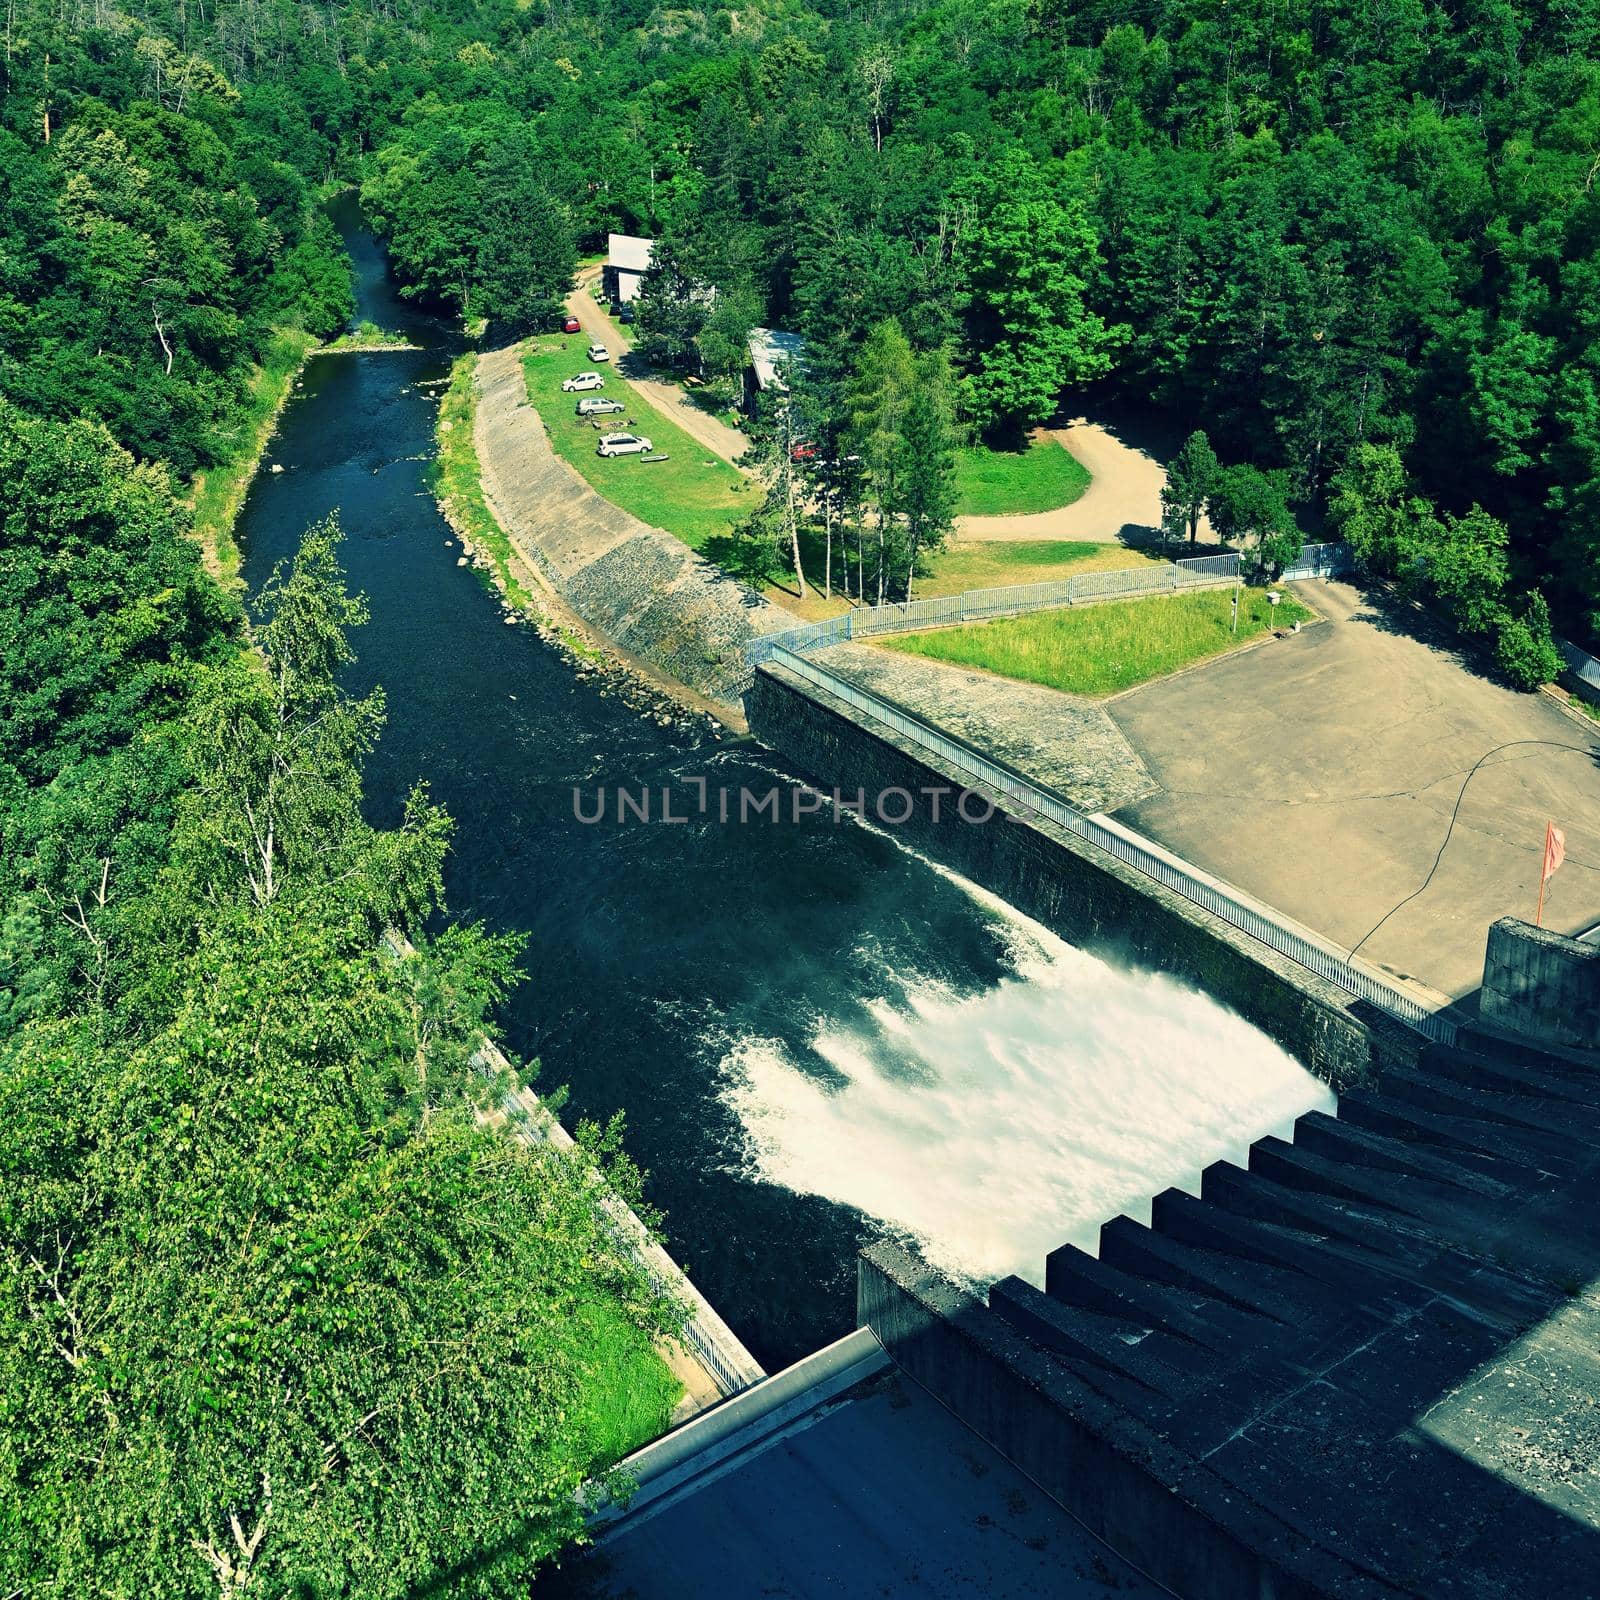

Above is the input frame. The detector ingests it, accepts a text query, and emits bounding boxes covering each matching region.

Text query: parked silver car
[561,371,605,393]
[596,432,652,458]
[576,396,625,416]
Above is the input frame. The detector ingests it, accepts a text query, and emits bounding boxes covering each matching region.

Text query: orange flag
[1536,822,1566,926]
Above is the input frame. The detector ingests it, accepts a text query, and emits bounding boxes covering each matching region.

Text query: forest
[39,0,1583,655]
[2,0,1597,1589]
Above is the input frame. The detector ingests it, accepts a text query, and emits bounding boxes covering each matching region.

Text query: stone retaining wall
[1481,916,1600,1051]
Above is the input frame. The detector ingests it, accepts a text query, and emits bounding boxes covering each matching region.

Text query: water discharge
[723,874,1333,1287]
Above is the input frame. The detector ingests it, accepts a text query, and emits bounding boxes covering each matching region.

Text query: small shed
[604,234,655,305]
[746,327,808,399]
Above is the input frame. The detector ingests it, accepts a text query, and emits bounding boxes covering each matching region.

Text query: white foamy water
[720,875,1333,1288]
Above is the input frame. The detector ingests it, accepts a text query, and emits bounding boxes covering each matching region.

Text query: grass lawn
[560,1299,682,1471]
[522,340,755,550]
[433,353,535,609]
[954,435,1091,517]
[885,586,1314,697]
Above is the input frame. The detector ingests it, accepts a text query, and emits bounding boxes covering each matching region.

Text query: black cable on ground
[1347,738,1600,961]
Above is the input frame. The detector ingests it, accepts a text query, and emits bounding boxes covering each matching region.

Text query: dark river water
[237,202,1329,1369]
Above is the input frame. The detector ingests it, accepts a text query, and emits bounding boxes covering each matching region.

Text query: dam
[239,204,1337,1370]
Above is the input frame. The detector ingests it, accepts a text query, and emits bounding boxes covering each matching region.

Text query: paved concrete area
[541,1368,1163,1599]
[825,643,1157,814]
[565,276,749,466]
[957,416,1218,546]
[1106,580,1600,999]
[473,345,794,708]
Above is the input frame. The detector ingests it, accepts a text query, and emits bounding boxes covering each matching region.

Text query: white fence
[762,643,1457,1047]
[747,543,1349,667]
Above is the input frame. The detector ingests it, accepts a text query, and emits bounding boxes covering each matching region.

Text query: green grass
[432,352,536,608]
[918,539,1157,597]
[521,341,756,550]
[953,436,1091,517]
[772,534,1160,621]
[559,1299,682,1470]
[886,586,1313,697]
[189,326,317,584]
[321,320,417,352]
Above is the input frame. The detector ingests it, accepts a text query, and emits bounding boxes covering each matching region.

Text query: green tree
[175,517,449,927]
[1495,590,1564,690]
[958,150,1121,437]
[473,153,576,333]
[1208,464,1300,575]
[742,368,820,599]
[632,238,709,370]
[848,318,918,604]
[1161,429,1219,548]
[1426,507,1511,637]
[899,351,958,600]
[1327,443,1439,577]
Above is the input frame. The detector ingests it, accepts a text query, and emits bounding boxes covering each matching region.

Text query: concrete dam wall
[473,344,794,707]
[1481,916,1600,1051]
[747,661,1425,1087]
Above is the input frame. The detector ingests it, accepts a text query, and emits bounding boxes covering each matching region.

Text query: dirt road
[957,419,1218,547]
[564,277,749,467]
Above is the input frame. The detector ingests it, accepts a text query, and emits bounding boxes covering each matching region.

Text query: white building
[746,327,808,395]
[604,234,655,305]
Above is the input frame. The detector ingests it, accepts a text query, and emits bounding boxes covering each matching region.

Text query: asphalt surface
[1106,581,1600,999]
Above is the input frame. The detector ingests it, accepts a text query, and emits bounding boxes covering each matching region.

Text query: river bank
[432,350,729,737]
[469,342,796,716]
[189,326,318,585]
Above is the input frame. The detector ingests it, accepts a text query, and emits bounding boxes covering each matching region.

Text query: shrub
[1494,590,1563,690]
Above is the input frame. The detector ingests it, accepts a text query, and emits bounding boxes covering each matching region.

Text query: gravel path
[957,419,1218,547]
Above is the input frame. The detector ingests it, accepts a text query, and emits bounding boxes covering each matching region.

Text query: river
[236,203,1332,1370]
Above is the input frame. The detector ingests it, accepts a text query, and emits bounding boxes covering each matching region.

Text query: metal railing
[747,543,1350,666]
[764,643,1457,1046]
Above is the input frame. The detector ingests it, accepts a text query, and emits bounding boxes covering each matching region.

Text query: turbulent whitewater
[722,875,1333,1288]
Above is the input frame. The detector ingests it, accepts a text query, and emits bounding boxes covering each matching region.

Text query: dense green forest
[19,0,1580,649]
[0,10,678,1596]
[6,0,1598,643]
[2,0,1597,1586]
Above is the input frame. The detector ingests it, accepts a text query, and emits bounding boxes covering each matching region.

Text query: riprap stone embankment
[473,344,795,709]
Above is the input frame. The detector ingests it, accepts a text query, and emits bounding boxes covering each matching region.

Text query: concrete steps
[858,1031,1600,1600]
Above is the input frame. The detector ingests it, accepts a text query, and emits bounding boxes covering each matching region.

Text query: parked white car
[562,371,605,393]
[587,343,611,363]
[596,432,652,458]
[576,396,625,416]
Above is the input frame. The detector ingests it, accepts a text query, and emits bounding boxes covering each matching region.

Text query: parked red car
[562,315,582,334]
[790,442,818,462]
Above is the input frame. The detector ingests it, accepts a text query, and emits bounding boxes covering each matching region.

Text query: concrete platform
[1106,580,1600,998]
[541,1364,1163,1599]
